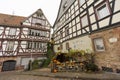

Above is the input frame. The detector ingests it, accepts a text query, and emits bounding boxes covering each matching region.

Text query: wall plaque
[109,37,118,43]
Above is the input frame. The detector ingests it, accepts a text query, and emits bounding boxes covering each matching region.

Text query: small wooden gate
[2,60,16,71]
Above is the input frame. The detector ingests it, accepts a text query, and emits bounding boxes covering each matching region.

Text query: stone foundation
[90,27,120,73]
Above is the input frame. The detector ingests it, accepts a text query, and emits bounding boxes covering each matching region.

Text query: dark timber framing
[0,9,51,57]
[53,0,120,45]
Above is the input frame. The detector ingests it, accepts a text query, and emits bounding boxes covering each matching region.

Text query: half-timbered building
[53,0,120,73]
[0,9,51,71]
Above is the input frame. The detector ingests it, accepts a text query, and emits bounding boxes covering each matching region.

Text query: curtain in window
[6,41,14,51]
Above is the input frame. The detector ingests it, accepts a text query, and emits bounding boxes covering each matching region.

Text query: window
[60,30,63,38]
[28,30,31,35]
[32,31,34,36]
[38,33,40,36]
[76,16,80,23]
[66,42,69,50]
[65,27,69,36]
[27,42,30,49]
[65,11,69,20]
[93,38,105,52]
[6,41,14,51]
[32,18,45,26]
[35,32,38,36]
[27,42,32,49]
[95,1,111,19]
[9,28,16,35]
[57,47,60,50]
[81,15,89,27]
[80,0,85,6]
[63,1,68,10]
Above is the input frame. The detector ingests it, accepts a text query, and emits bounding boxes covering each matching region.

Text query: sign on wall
[109,37,118,43]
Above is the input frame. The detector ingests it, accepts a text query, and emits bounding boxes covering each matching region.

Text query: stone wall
[90,27,120,72]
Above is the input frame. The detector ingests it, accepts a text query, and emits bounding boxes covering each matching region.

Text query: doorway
[2,60,16,71]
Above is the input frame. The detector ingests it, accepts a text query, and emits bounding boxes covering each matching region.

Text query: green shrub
[32,60,40,69]
[85,62,99,72]
[42,58,51,67]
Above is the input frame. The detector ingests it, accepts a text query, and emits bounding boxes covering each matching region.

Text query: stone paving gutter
[20,68,120,80]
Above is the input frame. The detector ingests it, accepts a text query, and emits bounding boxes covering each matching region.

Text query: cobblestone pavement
[0,71,73,80]
[0,69,120,80]
[0,72,58,80]
[21,68,120,80]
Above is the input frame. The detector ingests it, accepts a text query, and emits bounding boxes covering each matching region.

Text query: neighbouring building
[53,0,120,73]
[0,9,51,71]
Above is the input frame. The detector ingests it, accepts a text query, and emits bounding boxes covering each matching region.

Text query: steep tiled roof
[0,13,26,26]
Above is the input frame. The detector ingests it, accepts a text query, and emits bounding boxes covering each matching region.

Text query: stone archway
[2,60,16,71]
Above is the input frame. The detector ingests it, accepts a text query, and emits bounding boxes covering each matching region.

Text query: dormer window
[63,1,68,10]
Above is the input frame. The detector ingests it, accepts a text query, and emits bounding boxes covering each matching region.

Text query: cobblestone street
[23,68,120,80]
[0,68,120,80]
[0,72,63,80]
[0,71,80,80]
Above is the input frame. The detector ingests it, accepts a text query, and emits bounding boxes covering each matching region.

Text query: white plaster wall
[69,35,93,51]
[21,58,33,69]
[114,0,120,12]
[112,12,120,24]
[54,35,93,53]
[87,0,94,6]
[99,18,110,28]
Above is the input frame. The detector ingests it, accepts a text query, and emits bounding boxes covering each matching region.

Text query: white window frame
[9,28,16,36]
[95,1,111,19]
[93,38,105,52]
[6,41,14,51]
[80,0,85,6]
[60,30,63,38]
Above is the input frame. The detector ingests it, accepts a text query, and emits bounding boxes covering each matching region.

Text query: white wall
[54,35,93,53]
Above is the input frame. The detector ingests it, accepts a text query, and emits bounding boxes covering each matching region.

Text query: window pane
[81,15,88,27]
[6,41,14,51]
[66,42,69,50]
[97,4,110,19]
[80,0,85,6]
[94,38,105,51]
[65,27,69,36]
[9,28,16,35]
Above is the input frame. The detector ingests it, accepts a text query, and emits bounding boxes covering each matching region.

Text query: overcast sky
[0,0,61,25]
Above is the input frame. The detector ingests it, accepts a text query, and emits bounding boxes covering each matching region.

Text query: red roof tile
[0,13,26,26]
